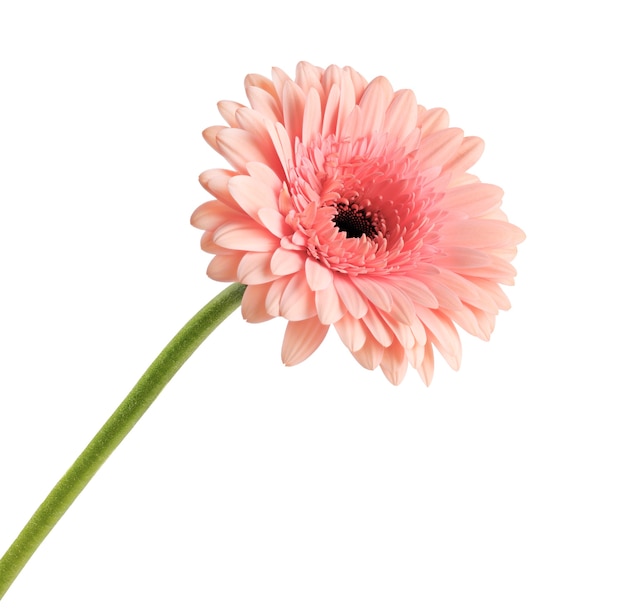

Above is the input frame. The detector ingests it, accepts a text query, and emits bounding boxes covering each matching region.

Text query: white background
[1,1,624,607]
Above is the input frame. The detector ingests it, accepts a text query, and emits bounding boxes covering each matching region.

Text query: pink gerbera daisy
[191,62,525,385]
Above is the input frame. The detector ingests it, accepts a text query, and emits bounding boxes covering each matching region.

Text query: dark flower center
[332,202,377,239]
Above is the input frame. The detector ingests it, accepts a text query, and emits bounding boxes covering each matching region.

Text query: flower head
[191,62,525,384]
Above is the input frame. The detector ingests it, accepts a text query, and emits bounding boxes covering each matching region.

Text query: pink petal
[295,61,325,94]
[271,66,291,100]
[321,83,340,138]
[198,168,239,209]
[457,255,517,285]
[418,276,463,310]
[279,271,317,321]
[415,307,462,369]
[217,100,245,128]
[416,128,464,169]
[335,70,358,139]
[383,89,418,141]
[191,200,245,232]
[379,311,415,350]
[321,65,342,97]
[339,105,363,143]
[282,79,306,144]
[207,253,243,282]
[215,128,276,174]
[334,314,367,352]
[258,207,291,238]
[281,318,329,365]
[446,305,487,340]
[200,231,231,255]
[407,342,425,369]
[358,76,394,136]
[352,334,385,370]
[305,257,333,291]
[380,340,409,385]
[416,342,435,386]
[202,125,225,151]
[409,316,427,347]
[472,278,511,310]
[245,161,283,194]
[437,246,492,269]
[442,136,484,177]
[470,305,497,338]
[440,183,504,217]
[245,84,282,123]
[244,73,279,103]
[362,308,394,347]
[353,276,393,312]
[449,172,481,187]
[302,88,323,147]
[386,283,419,324]
[234,108,284,175]
[440,219,527,249]
[241,283,274,323]
[237,251,277,284]
[334,275,368,319]
[213,223,278,252]
[392,276,439,309]
[315,282,345,324]
[266,122,293,177]
[271,247,305,276]
[345,65,368,101]
[265,275,291,317]
[228,175,278,221]
[415,306,461,357]
[429,268,488,310]
[417,107,449,135]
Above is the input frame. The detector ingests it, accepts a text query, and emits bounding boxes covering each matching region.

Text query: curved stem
[0,282,246,599]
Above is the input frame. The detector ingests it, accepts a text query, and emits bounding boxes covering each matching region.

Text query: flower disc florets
[286,133,439,277]
[191,62,525,384]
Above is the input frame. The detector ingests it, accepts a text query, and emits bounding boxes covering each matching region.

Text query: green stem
[0,282,246,600]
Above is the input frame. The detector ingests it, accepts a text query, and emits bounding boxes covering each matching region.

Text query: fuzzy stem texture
[0,283,246,599]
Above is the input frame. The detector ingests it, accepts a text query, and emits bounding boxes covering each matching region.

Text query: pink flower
[191,62,525,385]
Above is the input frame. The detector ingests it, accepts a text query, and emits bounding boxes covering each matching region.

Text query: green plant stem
[0,282,246,600]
